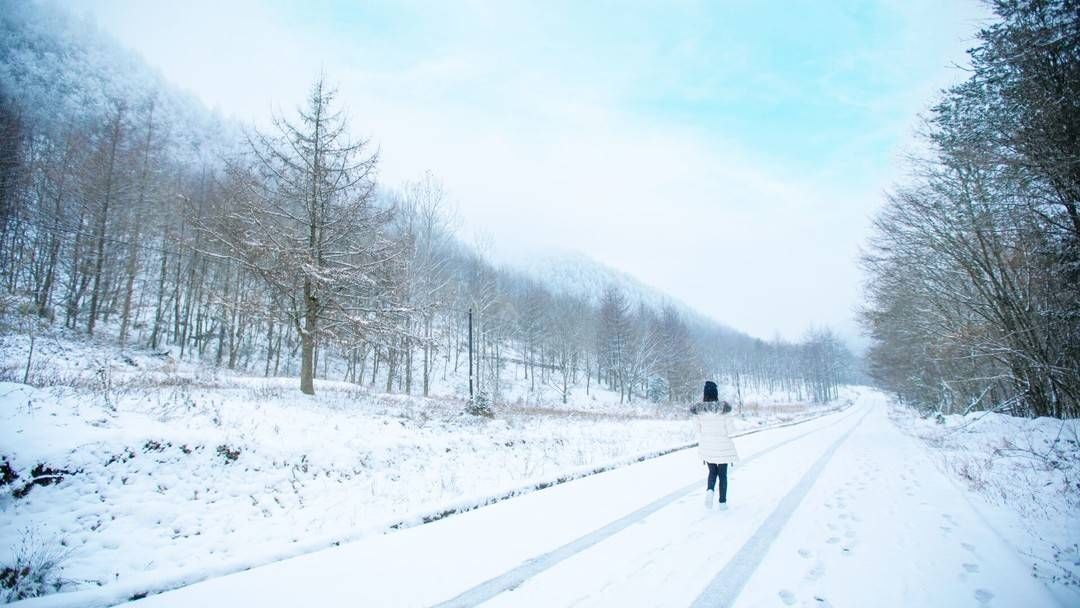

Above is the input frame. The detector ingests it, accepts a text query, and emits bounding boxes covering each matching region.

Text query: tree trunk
[385,347,396,393]
[87,113,123,336]
[300,279,317,395]
[423,315,432,397]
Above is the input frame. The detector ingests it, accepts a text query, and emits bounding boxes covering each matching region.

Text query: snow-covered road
[119,391,1059,607]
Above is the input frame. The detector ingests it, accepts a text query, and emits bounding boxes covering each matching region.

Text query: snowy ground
[889,406,1080,602]
[0,331,843,604]
[19,390,1062,608]
[22,391,1061,608]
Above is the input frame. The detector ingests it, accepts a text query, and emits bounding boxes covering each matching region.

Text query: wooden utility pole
[468,308,474,400]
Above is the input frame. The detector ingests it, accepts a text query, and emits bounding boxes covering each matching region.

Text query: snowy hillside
[501,250,675,310]
[499,250,742,334]
[0,0,232,163]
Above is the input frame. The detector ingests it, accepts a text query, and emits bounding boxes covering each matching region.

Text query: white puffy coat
[696,412,740,464]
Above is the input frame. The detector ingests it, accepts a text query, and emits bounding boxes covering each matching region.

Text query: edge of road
[16,399,860,608]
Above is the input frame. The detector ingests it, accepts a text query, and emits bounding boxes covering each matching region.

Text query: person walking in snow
[691,380,739,510]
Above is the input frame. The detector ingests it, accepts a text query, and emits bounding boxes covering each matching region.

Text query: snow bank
[891,405,1080,601]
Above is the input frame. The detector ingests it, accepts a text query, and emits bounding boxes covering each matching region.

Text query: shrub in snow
[93,361,116,413]
[216,444,242,463]
[11,464,74,499]
[466,392,494,418]
[0,530,71,602]
[0,459,17,487]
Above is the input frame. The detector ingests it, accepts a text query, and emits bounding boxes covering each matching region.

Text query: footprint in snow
[826,537,840,544]
[778,590,797,606]
[974,588,994,604]
[962,563,980,573]
[961,542,976,553]
[844,529,857,539]
[797,548,813,559]
[941,526,953,534]
[807,563,825,580]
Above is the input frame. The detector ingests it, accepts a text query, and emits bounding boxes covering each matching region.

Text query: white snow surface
[890,406,1080,604]
[0,332,844,605]
[9,389,1066,607]
[3,331,1071,606]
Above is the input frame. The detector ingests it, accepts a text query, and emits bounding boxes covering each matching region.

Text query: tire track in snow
[689,408,870,608]
[432,405,866,608]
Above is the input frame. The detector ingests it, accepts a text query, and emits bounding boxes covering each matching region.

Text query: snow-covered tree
[207,78,390,395]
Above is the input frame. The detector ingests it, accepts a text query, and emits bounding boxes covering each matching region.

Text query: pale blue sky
[73,0,988,342]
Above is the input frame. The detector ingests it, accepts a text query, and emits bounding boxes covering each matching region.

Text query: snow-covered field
[4,332,1071,608]
[37,391,1062,608]
[0,331,843,604]
[890,405,1080,601]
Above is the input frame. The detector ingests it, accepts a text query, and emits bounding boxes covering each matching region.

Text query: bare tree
[860,0,1079,418]
[205,78,389,395]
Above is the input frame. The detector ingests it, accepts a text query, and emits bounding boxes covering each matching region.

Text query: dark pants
[706,463,728,503]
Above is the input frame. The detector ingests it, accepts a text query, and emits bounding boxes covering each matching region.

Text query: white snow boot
[718,502,729,511]
[704,490,715,508]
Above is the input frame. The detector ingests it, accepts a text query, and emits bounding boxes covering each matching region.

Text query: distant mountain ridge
[499,249,739,335]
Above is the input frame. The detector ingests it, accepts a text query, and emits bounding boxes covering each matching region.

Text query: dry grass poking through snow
[0,529,72,603]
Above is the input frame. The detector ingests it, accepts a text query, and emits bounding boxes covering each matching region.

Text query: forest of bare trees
[861,0,1079,418]
[0,1,853,406]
